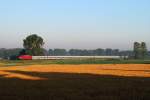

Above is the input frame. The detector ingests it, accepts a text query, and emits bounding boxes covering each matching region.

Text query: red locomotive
[18,55,32,60]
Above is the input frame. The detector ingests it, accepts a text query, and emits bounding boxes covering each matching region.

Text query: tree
[141,42,147,59]
[23,34,44,56]
[0,48,22,59]
[133,42,148,59]
[48,49,54,56]
[69,49,82,56]
[53,49,67,56]
[94,48,105,56]
[19,49,26,55]
[133,42,141,59]
[112,49,119,56]
[80,50,89,56]
[105,48,112,56]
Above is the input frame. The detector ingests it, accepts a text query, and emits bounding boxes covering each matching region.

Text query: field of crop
[0,62,150,100]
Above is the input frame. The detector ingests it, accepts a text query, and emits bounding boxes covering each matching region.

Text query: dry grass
[0,64,150,80]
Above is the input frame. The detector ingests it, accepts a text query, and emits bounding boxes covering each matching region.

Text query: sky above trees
[0,0,150,50]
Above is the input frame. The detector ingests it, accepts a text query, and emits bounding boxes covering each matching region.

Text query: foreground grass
[0,59,150,67]
[0,63,150,99]
[0,72,150,100]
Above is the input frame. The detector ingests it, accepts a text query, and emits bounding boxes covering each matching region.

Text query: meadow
[0,59,150,100]
[0,58,150,67]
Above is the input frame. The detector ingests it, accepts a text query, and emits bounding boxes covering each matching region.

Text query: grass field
[0,59,150,67]
[0,62,150,100]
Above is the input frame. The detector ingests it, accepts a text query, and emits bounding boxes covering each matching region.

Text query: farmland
[0,60,150,100]
[0,59,150,67]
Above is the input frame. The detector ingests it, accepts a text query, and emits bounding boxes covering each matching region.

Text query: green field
[0,59,150,67]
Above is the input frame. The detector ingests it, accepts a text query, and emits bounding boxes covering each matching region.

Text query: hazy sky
[0,0,150,50]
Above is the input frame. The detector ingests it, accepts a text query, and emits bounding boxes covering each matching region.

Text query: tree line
[0,34,149,59]
[48,48,131,56]
[0,48,149,59]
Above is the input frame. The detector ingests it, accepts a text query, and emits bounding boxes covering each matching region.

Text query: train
[18,55,125,60]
